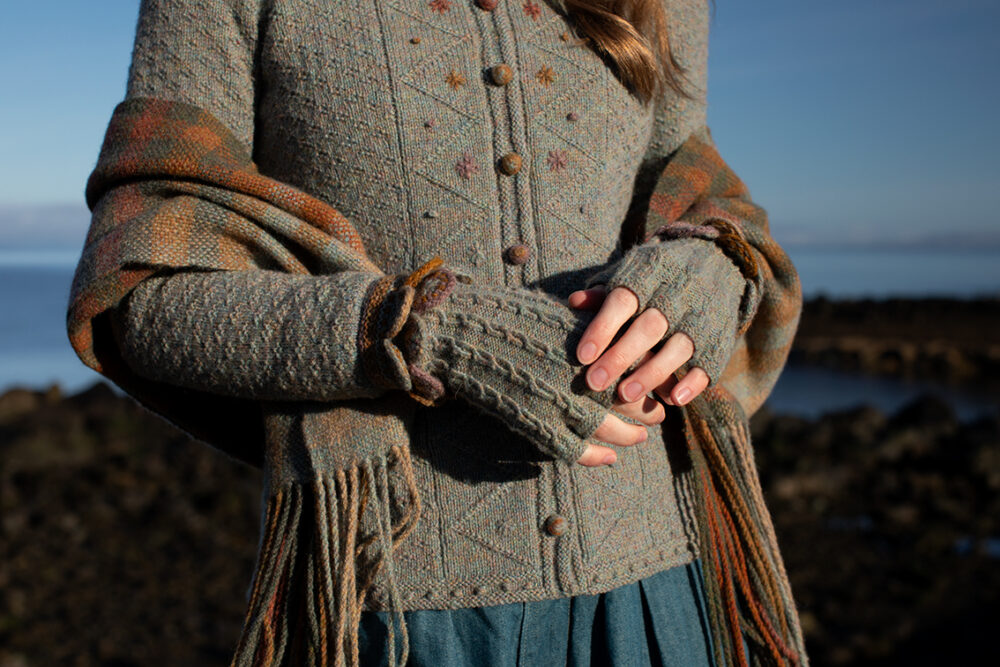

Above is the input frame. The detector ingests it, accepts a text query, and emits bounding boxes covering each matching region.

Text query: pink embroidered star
[429,0,451,13]
[455,152,479,179]
[523,1,542,20]
[546,149,568,172]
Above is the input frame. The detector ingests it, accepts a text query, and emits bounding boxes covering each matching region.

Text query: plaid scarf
[67,96,808,666]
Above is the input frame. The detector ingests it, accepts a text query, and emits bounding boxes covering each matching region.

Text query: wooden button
[505,243,531,265]
[476,0,499,10]
[498,152,522,176]
[489,63,514,86]
[544,514,568,536]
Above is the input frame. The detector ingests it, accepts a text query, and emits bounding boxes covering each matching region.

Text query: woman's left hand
[567,285,710,407]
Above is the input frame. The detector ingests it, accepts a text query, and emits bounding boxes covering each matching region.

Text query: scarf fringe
[229,444,421,667]
[682,396,808,667]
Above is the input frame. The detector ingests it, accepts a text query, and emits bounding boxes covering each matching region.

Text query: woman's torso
[185,0,711,610]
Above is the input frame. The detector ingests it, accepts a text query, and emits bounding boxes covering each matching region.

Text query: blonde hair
[556,0,705,104]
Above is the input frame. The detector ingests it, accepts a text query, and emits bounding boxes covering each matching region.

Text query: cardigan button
[489,64,514,86]
[476,0,499,10]
[498,152,522,176]
[544,514,568,536]
[504,243,531,265]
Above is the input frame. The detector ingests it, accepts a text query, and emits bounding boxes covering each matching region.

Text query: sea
[2,246,999,421]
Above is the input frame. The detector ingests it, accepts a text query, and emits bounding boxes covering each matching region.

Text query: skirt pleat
[358,559,721,666]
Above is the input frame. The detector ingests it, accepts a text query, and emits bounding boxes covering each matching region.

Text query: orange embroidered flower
[429,0,451,13]
[523,1,541,20]
[535,65,555,86]
[446,69,466,89]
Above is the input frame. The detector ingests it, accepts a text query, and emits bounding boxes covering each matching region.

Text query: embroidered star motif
[428,0,451,13]
[445,69,466,89]
[455,152,479,179]
[546,149,568,172]
[535,65,555,86]
[523,0,541,20]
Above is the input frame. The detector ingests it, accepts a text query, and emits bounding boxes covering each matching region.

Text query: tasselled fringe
[681,398,809,667]
[229,444,421,667]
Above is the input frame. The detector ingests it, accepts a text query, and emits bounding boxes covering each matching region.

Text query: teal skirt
[358,558,728,666]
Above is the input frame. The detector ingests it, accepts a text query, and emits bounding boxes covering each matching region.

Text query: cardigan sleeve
[102,0,420,402]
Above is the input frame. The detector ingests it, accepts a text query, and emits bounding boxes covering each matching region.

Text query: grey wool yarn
[72,0,810,664]
[583,236,747,386]
[399,263,620,464]
[110,268,403,403]
[110,259,620,466]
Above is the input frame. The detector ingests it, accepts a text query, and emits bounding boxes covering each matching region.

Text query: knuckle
[637,308,668,336]
[606,346,631,370]
[608,287,639,311]
[588,317,618,344]
[673,331,695,355]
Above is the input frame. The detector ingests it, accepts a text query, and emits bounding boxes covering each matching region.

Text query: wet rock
[793,296,1000,389]
[1,379,998,665]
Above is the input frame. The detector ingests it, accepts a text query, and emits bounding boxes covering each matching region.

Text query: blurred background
[1,0,997,665]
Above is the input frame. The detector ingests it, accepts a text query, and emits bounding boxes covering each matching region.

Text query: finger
[611,393,666,426]
[619,330,695,403]
[576,286,639,365]
[568,286,607,311]
[670,365,710,406]
[577,443,619,466]
[652,374,680,405]
[590,412,648,447]
[586,306,668,391]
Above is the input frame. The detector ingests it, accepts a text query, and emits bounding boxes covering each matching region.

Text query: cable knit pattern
[401,268,619,463]
[67,2,809,664]
[88,0,721,608]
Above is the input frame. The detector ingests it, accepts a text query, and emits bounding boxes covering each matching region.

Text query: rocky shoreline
[793,296,1000,390]
[1,381,997,666]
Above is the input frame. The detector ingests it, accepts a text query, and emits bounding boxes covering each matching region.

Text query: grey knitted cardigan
[77,0,800,664]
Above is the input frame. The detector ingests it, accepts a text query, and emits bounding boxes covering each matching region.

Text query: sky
[0,0,997,250]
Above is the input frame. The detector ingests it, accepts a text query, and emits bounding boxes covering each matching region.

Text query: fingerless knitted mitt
[583,235,753,386]
[380,260,620,465]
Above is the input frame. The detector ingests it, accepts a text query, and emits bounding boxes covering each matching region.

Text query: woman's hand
[575,390,664,467]
[569,283,710,412]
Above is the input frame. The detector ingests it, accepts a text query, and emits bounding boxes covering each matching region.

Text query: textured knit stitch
[65,1,809,665]
[111,268,407,402]
[583,235,750,386]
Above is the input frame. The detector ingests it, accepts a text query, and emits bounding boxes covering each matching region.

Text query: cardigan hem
[361,541,698,612]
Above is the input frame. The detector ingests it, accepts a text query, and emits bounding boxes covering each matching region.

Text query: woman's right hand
[576,348,666,467]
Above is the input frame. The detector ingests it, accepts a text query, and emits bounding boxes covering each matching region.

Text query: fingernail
[589,366,608,389]
[675,387,691,405]
[637,429,648,443]
[622,381,642,401]
[602,453,616,465]
[579,341,597,363]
